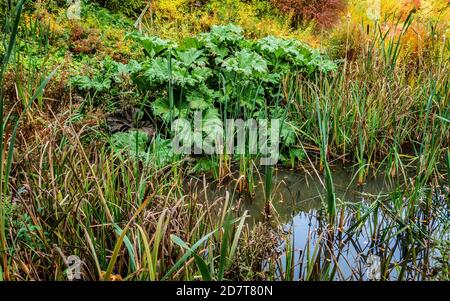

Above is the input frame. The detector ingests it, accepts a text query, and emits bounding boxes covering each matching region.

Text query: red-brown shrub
[272,0,347,29]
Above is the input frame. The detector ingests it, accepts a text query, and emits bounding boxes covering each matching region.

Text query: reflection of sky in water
[190,165,446,280]
[271,209,416,280]
[242,165,397,223]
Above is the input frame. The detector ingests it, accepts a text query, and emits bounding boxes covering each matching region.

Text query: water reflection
[187,165,449,281]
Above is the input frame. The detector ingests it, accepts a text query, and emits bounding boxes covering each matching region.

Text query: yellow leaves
[419,0,448,19]
[155,0,189,21]
[347,0,448,24]
[416,0,450,30]
[380,0,403,15]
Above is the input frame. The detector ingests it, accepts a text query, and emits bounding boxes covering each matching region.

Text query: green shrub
[123,25,337,161]
[0,0,10,27]
[128,25,336,120]
[92,0,147,17]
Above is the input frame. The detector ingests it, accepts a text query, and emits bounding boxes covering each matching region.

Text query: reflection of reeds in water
[264,165,273,217]
[325,161,336,225]
[268,186,449,280]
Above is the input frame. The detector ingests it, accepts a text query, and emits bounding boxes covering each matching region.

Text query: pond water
[187,165,449,281]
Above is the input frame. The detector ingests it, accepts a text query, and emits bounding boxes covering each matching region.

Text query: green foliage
[70,56,141,109]
[150,137,175,166]
[92,0,147,17]
[130,34,178,58]
[191,157,219,174]
[256,35,336,74]
[110,131,174,167]
[110,130,149,156]
[125,25,336,164]
[222,48,268,77]
[3,201,46,253]
[71,56,129,91]
[130,25,336,108]
[71,74,112,92]
[0,2,6,27]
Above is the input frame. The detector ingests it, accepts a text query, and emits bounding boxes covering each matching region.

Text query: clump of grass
[1,0,58,280]
[288,13,448,183]
[3,117,262,280]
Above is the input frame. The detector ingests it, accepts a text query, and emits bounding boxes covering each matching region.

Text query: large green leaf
[222,49,268,78]
[128,33,177,58]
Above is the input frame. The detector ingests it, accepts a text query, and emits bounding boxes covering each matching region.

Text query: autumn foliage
[272,0,347,29]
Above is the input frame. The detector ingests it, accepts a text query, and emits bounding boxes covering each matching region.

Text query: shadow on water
[186,164,449,281]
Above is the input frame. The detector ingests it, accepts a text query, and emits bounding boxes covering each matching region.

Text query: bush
[92,0,147,17]
[128,25,337,121]
[122,25,336,158]
[0,2,6,27]
[272,0,347,29]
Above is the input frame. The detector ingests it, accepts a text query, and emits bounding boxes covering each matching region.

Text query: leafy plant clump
[117,25,337,164]
[128,24,336,121]
[92,0,147,17]
[69,25,337,165]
